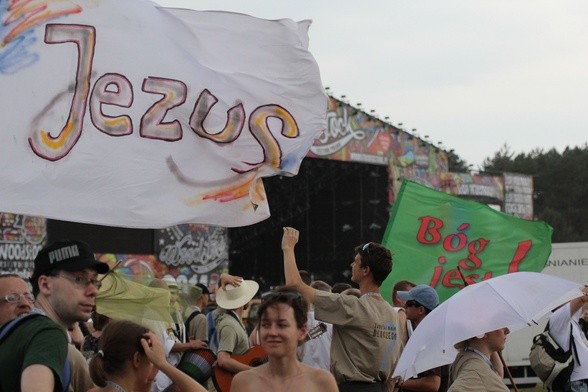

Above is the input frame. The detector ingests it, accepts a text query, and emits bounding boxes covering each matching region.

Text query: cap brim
[57,259,110,274]
[397,291,413,301]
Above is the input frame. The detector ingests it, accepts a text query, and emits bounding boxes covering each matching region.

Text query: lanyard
[465,346,495,370]
[106,380,126,392]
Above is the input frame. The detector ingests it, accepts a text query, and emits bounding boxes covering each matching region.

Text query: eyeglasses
[405,299,423,308]
[1,293,35,304]
[52,274,102,290]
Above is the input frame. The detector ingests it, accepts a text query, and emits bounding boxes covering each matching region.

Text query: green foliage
[447,150,470,172]
[482,143,588,242]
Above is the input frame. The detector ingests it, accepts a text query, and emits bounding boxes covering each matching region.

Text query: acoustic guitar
[212,322,327,392]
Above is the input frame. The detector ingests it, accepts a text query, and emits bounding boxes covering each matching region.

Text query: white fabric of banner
[0,0,326,228]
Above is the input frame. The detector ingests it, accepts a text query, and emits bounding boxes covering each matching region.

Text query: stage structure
[228,96,534,287]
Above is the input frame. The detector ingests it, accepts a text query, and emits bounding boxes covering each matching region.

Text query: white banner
[0,0,326,228]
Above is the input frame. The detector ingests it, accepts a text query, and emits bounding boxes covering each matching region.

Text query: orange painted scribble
[2,0,82,46]
[202,172,256,203]
[180,173,267,211]
[168,156,268,208]
[250,177,266,207]
[39,111,76,149]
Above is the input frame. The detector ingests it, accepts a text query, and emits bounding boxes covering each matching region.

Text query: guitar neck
[304,322,327,342]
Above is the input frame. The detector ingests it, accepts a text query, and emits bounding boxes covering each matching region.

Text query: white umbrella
[393,271,582,379]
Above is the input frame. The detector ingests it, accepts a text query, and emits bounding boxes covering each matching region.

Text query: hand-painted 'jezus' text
[417,216,533,289]
[29,24,298,173]
[0,2,327,228]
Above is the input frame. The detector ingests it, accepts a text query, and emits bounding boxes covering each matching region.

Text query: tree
[482,144,588,242]
[447,149,469,172]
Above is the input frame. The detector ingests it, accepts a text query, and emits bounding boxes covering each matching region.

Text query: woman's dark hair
[257,286,308,329]
[88,319,148,387]
[91,311,111,331]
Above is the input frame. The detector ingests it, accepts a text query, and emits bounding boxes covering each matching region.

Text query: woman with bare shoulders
[231,287,338,392]
[88,319,206,392]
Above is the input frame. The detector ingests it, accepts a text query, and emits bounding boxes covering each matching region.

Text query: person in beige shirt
[448,328,509,392]
[184,283,210,343]
[281,227,407,392]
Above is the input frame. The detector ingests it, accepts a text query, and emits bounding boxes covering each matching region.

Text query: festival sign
[503,173,534,219]
[438,172,504,201]
[0,213,46,277]
[308,98,393,165]
[0,1,326,228]
[381,180,553,302]
[156,224,229,289]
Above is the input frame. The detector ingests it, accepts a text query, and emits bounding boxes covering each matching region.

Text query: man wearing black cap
[184,283,210,343]
[0,239,109,392]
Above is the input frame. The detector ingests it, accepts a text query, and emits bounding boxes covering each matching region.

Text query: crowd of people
[1,229,587,392]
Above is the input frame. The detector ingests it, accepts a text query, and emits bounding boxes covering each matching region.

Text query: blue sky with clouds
[156,0,588,168]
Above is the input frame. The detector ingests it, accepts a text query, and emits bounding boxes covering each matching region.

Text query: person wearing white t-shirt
[299,280,333,371]
[548,286,588,391]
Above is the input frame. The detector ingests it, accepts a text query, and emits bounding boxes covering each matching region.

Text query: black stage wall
[228,158,390,290]
[47,221,155,255]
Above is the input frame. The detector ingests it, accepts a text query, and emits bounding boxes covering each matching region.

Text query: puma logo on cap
[48,245,81,264]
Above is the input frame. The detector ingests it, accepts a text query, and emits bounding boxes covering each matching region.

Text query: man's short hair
[331,282,352,294]
[310,280,332,292]
[355,242,393,286]
[0,273,21,279]
[299,270,312,286]
[392,280,416,304]
[195,283,210,296]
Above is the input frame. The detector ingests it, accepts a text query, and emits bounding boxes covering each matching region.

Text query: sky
[155,1,588,168]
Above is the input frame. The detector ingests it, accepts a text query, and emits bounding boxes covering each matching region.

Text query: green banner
[381,180,553,302]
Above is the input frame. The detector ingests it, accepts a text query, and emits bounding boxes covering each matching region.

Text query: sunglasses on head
[362,242,373,254]
[405,299,424,308]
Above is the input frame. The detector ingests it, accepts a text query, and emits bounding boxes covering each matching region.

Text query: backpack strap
[548,318,581,366]
[207,311,219,352]
[226,310,242,325]
[184,309,202,332]
[570,323,581,366]
[62,354,71,392]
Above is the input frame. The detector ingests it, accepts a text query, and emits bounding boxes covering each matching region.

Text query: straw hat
[215,280,259,310]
